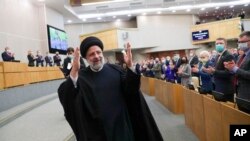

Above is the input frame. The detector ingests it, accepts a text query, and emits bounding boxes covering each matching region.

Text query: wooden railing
[0,62,64,89]
[140,77,250,141]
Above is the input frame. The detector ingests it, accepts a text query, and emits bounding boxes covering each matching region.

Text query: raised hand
[70,47,80,78]
[123,42,133,67]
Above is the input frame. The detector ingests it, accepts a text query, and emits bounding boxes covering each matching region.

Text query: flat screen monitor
[192,30,209,41]
[47,25,68,54]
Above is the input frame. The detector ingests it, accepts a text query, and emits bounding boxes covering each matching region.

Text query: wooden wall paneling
[183,88,194,131]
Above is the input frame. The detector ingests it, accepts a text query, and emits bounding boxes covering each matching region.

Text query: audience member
[27,50,37,67]
[53,51,62,66]
[36,50,44,67]
[203,38,235,102]
[2,47,15,61]
[192,51,213,94]
[177,56,192,87]
[165,59,175,83]
[45,52,53,66]
[151,58,162,79]
[224,31,250,113]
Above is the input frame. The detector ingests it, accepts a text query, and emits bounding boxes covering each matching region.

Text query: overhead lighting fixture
[82,19,86,22]
[172,10,176,13]
[81,0,132,6]
[127,14,131,17]
[67,20,72,23]
[186,9,191,12]
[157,11,162,14]
[38,0,45,2]
[215,7,220,9]
[97,17,102,20]
[142,13,147,15]
[78,0,250,20]
[230,5,234,8]
[200,8,205,11]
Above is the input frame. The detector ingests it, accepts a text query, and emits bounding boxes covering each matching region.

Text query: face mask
[6,50,11,53]
[200,58,208,63]
[166,57,171,61]
[238,42,249,52]
[215,44,224,53]
[68,55,74,59]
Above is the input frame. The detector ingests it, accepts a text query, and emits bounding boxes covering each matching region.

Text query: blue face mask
[238,43,249,52]
[215,44,224,53]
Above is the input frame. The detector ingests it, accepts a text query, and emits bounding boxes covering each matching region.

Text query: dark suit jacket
[27,54,36,67]
[213,50,235,95]
[53,55,61,66]
[235,53,250,100]
[2,52,14,61]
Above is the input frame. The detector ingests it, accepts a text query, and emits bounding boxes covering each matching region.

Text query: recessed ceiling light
[230,5,234,8]
[157,11,162,14]
[67,20,72,23]
[200,8,205,11]
[38,0,45,2]
[97,17,102,20]
[186,9,191,12]
[82,19,86,22]
[142,13,147,15]
[215,7,220,9]
[172,10,176,13]
[128,14,131,17]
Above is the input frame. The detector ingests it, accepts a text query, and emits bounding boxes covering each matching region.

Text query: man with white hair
[192,50,213,94]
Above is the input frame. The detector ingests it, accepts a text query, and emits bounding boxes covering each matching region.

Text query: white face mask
[238,42,249,52]
[87,56,105,71]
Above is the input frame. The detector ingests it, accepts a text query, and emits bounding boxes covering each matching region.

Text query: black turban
[80,36,103,58]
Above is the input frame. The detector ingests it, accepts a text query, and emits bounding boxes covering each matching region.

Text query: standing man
[188,49,199,77]
[45,52,53,67]
[203,38,235,102]
[2,47,15,61]
[53,51,61,66]
[224,31,250,113]
[58,36,163,141]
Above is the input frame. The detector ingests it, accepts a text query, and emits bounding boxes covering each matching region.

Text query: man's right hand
[70,47,80,79]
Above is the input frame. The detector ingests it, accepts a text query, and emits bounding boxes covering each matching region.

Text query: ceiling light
[230,5,234,8]
[67,20,72,23]
[81,0,132,6]
[82,19,86,22]
[172,10,176,13]
[127,14,131,17]
[157,11,162,14]
[200,8,205,11]
[97,17,102,20]
[142,13,147,15]
[215,7,220,9]
[38,0,45,2]
[186,9,191,12]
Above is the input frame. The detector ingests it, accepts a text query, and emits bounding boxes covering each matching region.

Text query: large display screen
[47,25,68,54]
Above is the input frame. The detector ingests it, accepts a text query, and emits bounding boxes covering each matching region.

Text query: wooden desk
[0,62,64,89]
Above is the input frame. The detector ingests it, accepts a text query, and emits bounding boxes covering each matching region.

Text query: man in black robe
[58,36,163,141]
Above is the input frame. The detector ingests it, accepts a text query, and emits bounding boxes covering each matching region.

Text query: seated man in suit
[224,31,250,113]
[1,47,15,61]
[203,37,235,102]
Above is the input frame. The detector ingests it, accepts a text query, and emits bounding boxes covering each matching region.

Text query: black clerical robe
[58,64,163,141]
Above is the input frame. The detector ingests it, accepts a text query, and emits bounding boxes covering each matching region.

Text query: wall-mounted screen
[192,30,209,41]
[47,25,68,54]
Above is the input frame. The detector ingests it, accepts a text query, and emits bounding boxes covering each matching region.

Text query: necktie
[237,54,246,67]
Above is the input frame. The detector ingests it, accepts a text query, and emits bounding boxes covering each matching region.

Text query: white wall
[0,0,45,62]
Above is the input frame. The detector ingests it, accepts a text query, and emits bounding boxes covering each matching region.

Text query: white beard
[88,57,105,71]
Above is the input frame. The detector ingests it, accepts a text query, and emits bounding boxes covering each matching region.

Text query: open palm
[123,42,133,67]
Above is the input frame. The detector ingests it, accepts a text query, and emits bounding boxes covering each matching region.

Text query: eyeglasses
[238,40,250,44]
